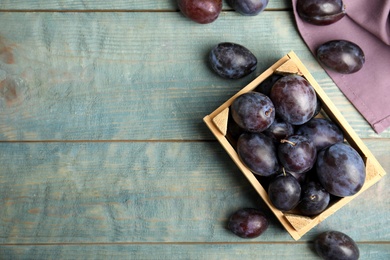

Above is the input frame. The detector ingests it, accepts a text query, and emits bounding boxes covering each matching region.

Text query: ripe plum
[278,135,317,174]
[268,172,301,211]
[263,117,294,143]
[237,132,279,176]
[316,143,366,197]
[314,231,359,260]
[313,95,322,117]
[270,75,317,125]
[297,0,346,25]
[296,118,344,151]
[298,181,330,216]
[177,0,222,24]
[231,92,275,133]
[227,113,246,141]
[227,208,269,238]
[209,42,257,79]
[227,0,269,16]
[288,170,308,184]
[317,40,365,74]
[254,74,283,96]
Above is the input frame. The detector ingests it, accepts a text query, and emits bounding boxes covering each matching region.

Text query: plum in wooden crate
[203,51,386,240]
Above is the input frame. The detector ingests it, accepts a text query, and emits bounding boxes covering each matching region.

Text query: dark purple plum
[297,0,346,25]
[227,0,269,16]
[254,74,283,96]
[316,143,366,197]
[278,135,317,174]
[268,172,301,211]
[317,40,365,74]
[227,113,246,141]
[296,118,344,151]
[270,75,317,125]
[263,117,294,143]
[227,208,269,238]
[237,132,279,176]
[231,92,275,133]
[314,231,359,260]
[177,0,222,24]
[314,95,322,117]
[209,42,257,79]
[298,181,330,216]
[288,170,308,184]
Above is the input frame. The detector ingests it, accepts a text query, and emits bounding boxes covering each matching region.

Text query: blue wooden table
[0,1,389,259]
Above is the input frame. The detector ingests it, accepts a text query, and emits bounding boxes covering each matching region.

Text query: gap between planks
[0,140,218,143]
[0,138,385,143]
[1,241,389,246]
[0,8,291,13]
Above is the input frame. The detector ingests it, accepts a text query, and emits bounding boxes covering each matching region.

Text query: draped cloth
[292,0,390,133]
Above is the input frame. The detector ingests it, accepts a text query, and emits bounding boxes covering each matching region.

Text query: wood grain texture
[0,12,388,141]
[0,1,291,11]
[0,141,388,244]
[0,1,389,259]
[0,243,389,260]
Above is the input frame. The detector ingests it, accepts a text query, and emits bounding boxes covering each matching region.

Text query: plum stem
[280,139,296,146]
[265,108,273,117]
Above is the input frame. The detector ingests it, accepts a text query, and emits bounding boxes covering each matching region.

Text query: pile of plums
[227,72,366,215]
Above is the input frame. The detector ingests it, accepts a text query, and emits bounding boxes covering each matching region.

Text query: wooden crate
[203,51,387,240]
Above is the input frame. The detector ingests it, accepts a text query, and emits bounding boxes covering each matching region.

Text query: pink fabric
[292,0,390,133]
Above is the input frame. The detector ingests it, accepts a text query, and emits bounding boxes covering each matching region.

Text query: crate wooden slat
[203,51,387,240]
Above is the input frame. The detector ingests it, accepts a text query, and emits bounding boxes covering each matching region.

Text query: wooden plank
[1,243,389,260]
[0,1,290,11]
[0,12,388,140]
[0,141,388,244]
